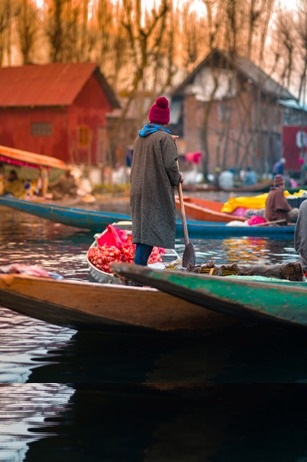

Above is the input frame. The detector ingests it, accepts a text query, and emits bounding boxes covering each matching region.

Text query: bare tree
[44,0,66,62]
[103,0,175,128]
[16,0,39,64]
[179,2,207,73]
[274,11,295,90]
[295,0,307,106]
[93,0,128,88]
[0,0,19,66]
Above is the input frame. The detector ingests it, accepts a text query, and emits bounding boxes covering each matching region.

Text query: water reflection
[27,322,307,385]
[177,236,298,267]
[23,384,307,461]
[0,209,91,279]
[0,307,75,383]
[0,383,74,461]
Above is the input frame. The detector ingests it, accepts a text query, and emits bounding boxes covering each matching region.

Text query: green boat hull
[113,263,307,328]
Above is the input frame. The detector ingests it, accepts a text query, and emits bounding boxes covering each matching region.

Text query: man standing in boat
[130,96,183,265]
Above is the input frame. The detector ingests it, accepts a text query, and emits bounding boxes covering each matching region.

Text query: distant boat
[182,179,273,194]
[221,179,273,193]
[113,263,307,329]
[175,196,246,223]
[0,195,130,230]
[0,195,296,238]
[0,144,67,185]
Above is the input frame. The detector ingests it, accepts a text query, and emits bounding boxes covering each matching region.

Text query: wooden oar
[178,182,196,267]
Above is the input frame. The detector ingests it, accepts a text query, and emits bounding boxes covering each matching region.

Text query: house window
[217,101,231,123]
[31,122,52,136]
[78,126,90,147]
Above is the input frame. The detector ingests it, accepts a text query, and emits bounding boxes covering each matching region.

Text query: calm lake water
[1,202,307,461]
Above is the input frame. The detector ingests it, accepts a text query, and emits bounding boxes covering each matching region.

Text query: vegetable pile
[87,225,165,273]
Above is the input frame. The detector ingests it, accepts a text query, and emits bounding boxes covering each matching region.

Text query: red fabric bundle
[96,225,128,248]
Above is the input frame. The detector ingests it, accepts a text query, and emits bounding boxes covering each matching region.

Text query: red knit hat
[148,96,170,125]
[273,174,285,187]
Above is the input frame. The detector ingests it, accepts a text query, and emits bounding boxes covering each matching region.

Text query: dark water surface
[1,205,307,461]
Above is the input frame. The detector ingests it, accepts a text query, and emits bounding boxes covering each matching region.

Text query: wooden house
[0,62,120,166]
[169,49,296,177]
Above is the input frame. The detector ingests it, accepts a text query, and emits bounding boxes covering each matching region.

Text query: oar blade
[182,242,196,268]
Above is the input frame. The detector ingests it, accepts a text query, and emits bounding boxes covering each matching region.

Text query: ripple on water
[0,383,74,461]
[0,307,75,383]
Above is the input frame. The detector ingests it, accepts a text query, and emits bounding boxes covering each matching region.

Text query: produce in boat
[87,224,165,274]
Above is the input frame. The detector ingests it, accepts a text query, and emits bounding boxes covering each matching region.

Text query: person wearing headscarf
[272,157,286,175]
[130,96,183,265]
[3,169,25,198]
[265,174,298,224]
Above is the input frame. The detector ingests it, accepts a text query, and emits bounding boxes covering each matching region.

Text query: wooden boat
[0,273,231,333]
[220,179,273,193]
[175,196,246,223]
[0,195,296,238]
[0,195,130,230]
[113,263,307,328]
[175,194,306,223]
[182,179,272,194]
[182,183,219,193]
[0,144,68,185]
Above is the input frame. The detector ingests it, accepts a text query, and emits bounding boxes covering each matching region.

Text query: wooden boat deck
[175,196,246,222]
[0,273,234,333]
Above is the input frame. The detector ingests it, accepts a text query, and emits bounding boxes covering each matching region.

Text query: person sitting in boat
[7,169,18,182]
[218,168,234,189]
[3,169,25,198]
[265,174,298,224]
[294,199,307,274]
[243,166,257,186]
[50,169,78,200]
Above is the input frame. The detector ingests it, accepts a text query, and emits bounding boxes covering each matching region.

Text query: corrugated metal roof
[0,62,120,108]
[172,49,295,101]
[279,99,307,112]
[233,54,294,100]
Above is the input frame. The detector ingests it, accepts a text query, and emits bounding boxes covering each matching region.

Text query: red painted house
[0,62,120,165]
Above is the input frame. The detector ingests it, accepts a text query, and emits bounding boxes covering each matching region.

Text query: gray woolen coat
[130,130,181,249]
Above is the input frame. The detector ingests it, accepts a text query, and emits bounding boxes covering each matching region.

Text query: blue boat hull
[0,196,295,238]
